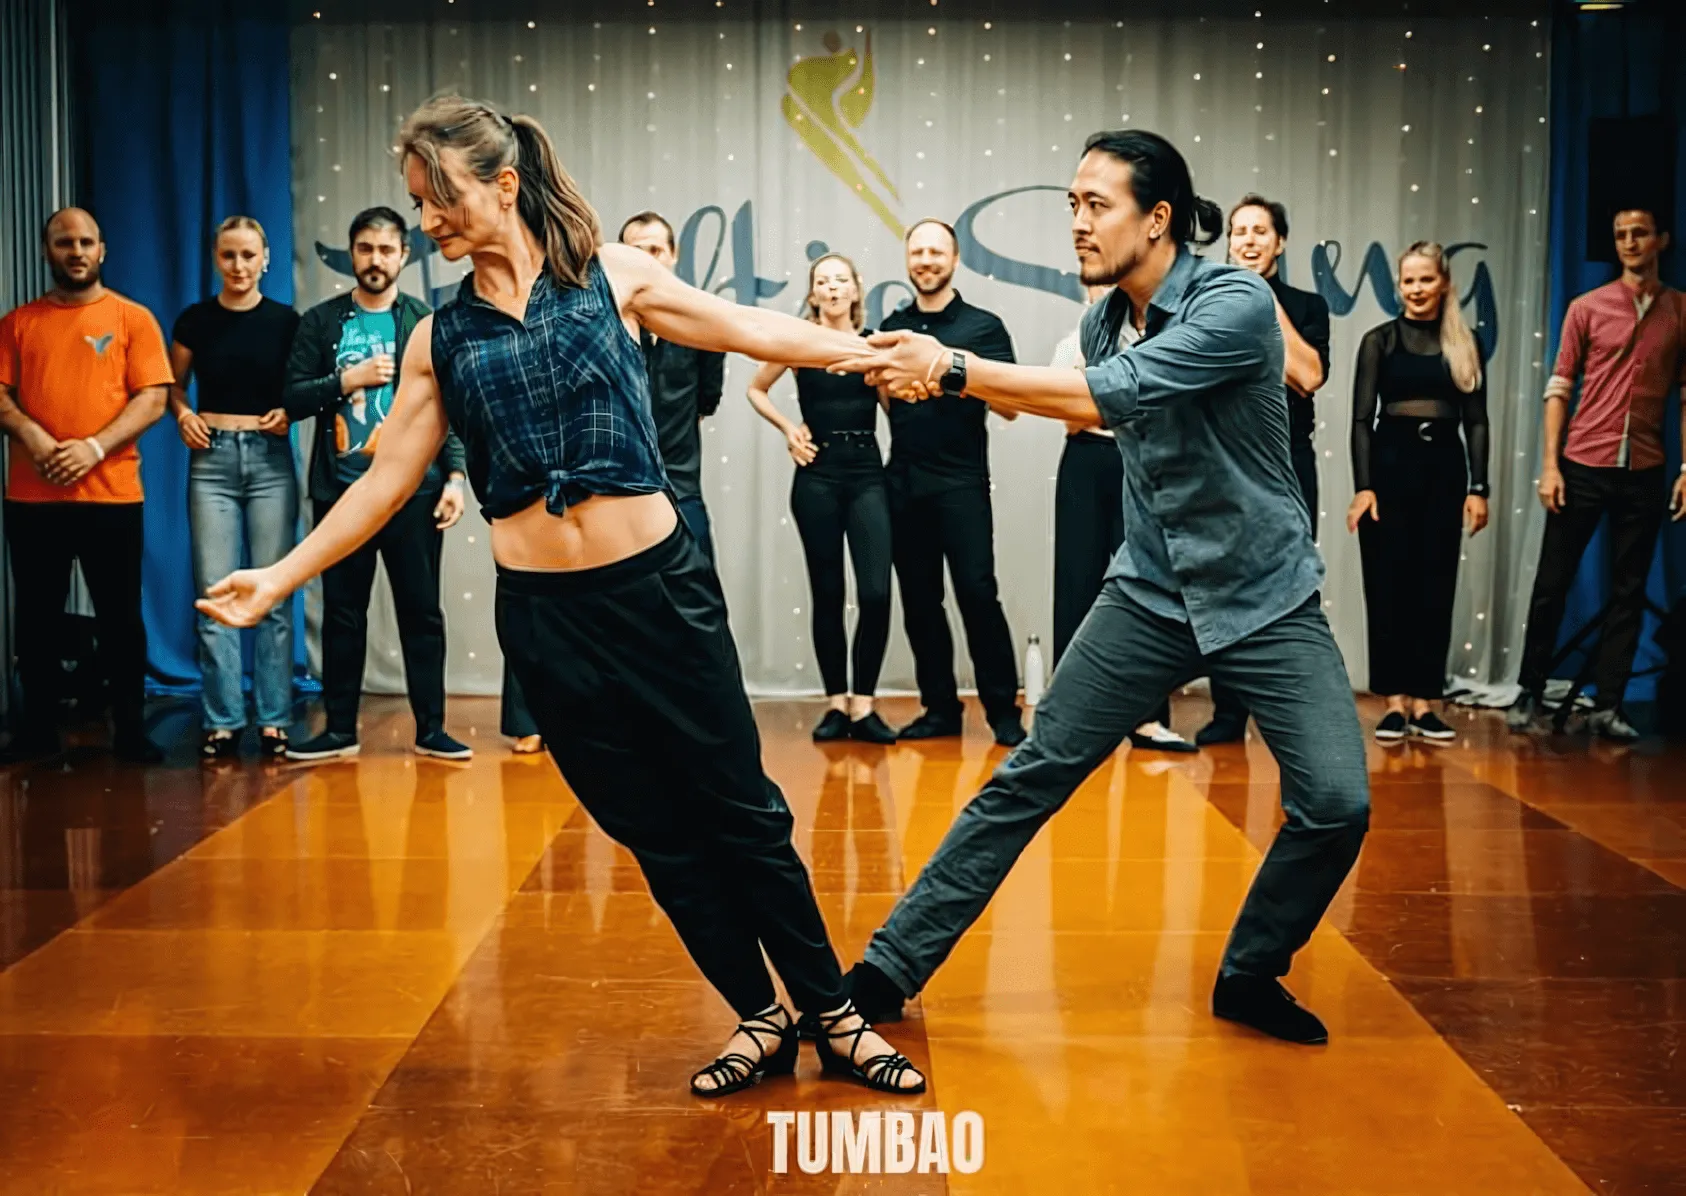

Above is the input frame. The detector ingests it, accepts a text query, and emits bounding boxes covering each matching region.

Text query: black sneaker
[812,709,851,742]
[990,714,1027,748]
[415,730,474,760]
[286,731,360,762]
[848,712,898,744]
[114,731,165,765]
[1587,708,1640,742]
[1374,711,1409,742]
[897,711,962,740]
[1409,711,1457,742]
[1195,712,1247,746]
[1506,691,1541,734]
[1129,724,1199,754]
[1212,974,1328,1045]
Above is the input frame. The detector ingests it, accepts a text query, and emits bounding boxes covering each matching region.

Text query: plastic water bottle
[1024,635,1046,707]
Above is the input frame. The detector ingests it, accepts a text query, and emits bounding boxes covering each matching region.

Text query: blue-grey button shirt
[1081,248,1324,654]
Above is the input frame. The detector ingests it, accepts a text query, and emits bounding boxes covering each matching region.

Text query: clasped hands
[21,424,101,488]
[832,330,952,399]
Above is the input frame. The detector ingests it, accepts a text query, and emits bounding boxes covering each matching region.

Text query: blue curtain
[76,0,300,695]
[1546,2,1686,703]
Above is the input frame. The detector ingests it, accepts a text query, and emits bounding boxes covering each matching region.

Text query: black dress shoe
[1212,974,1328,1044]
[812,709,851,742]
[844,960,906,1024]
[848,712,898,744]
[1195,712,1247,746]
[896,711,962,740]
[990,715,1027,748]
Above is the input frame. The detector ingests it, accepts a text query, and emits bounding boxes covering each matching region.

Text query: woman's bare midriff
[490,490,679,572]
[202,413,267,431]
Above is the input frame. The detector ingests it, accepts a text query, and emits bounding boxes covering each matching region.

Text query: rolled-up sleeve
[1084,273,1277,427]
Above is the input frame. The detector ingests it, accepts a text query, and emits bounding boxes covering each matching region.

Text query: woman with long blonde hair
[196,97,922,1100]
[1347,241,1490,742]
[746,253,896,743]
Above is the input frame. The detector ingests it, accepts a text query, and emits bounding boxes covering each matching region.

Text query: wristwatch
[939,351,968,397]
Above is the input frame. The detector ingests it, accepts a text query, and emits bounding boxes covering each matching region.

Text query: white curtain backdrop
[290,11,1552,700]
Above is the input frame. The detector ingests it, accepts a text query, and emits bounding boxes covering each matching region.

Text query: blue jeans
[864,584,1369,995]
[189,430,298,729]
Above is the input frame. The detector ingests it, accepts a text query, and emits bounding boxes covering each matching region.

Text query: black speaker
[1586,116,1676,262]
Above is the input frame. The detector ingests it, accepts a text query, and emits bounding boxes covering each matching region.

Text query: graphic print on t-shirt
[333,307,398,481]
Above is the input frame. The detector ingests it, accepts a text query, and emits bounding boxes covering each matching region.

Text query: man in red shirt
[1509,207,1686,739]
[0,209,172,762]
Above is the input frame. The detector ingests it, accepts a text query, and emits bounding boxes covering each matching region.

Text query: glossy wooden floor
[1,694,1682,1194]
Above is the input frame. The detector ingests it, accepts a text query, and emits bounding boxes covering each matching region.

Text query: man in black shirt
[881,219,1025,747]
[619,212,726,558]
[1199,195,1331,746]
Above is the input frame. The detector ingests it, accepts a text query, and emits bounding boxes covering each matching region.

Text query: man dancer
[1200,193,1332,745]
[882,219,1025,747]
[0,209,172,763]
[283,206,472,761]
[618,211,726,558]
[842,131,1370,1044]
[1508,206,1686,741]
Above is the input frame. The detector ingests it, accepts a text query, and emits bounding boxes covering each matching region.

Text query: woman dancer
[169,216,300,759]
[746,254,896,744]
[1347,242,1489,742]
[197,97,922,1098]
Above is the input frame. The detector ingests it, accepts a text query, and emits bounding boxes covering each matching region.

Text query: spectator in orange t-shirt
[0,208,173,762]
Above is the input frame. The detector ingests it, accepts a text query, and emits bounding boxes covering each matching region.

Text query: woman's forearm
[269,464,416,595]
[746,386,797,436]
[736,308,865,369]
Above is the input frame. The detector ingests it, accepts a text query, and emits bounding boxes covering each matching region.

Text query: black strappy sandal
[811,999,926,1094]
[200,729,239,761]
[689,1004,798,1099]
[259,729,290,759]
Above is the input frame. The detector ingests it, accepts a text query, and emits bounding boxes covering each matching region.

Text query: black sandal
[200,729,239,760]
[689,1004,797,1098]
[259,729,290,759]
[811,999,926,1094]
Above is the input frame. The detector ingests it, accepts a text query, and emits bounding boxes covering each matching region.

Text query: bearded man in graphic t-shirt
[283,206,472,762]
[0,208,173,763]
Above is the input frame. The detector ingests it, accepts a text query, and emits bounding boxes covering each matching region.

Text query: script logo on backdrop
[782,30,904,238]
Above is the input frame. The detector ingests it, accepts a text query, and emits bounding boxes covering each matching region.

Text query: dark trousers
[1356,419,1467,698]
[790,446,893,696]
[1212,435,1319,723]
[1053,433,1169,726]
[676,493,714,562]
[315,489,446,738]
[500,660,538,738]
[864,586,1369,994]
[1518,460,1666,709]
[890,477,1019,723]
[5,501,148,737]
[496,524,844,1017]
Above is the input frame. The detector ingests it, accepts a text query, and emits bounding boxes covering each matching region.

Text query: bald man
[0,209,172,762]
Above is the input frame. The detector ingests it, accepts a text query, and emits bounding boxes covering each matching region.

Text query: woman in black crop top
[199,99,922,1101]
[747,254,896,744]
[168,216,301,761]
[1346,242,1491,743]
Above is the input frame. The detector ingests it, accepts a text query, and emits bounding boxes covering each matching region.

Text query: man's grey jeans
[864,583,1370,996]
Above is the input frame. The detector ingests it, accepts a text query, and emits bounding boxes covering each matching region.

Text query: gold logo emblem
[783,30,904,237]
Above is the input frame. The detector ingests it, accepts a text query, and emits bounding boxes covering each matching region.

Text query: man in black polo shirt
[619,211,726,558]
[881,219,1024,747]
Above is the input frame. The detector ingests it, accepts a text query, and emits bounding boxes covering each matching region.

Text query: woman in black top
[1346,242,1490,743]
[747,254,896,744]
[169,216,301,760]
